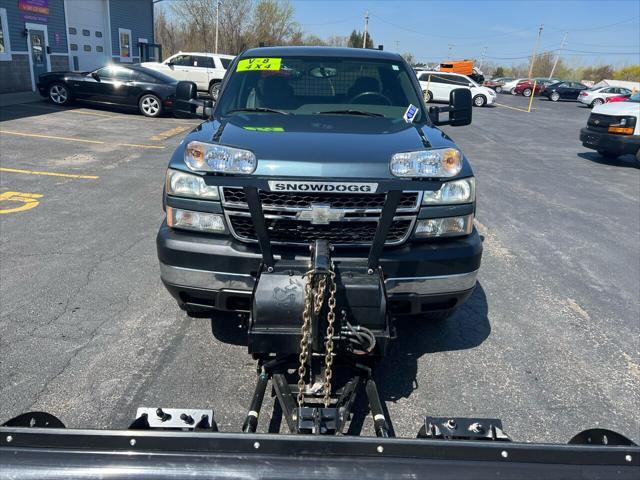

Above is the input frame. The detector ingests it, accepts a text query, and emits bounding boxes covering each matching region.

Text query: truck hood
[592,101,640,116]
[171,114,471,179]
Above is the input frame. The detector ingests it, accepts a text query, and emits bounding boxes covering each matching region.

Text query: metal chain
[297,276,314,406]
[323,270,337,407]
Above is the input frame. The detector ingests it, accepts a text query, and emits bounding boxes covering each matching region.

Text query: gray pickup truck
[156,46,481,320]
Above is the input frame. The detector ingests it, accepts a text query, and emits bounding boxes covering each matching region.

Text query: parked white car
[578,86,633,108]
[500,78,526,94]
[417,71,496,107]
[141,52,235,99]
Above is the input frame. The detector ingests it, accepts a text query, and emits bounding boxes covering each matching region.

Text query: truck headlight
[184,141,257,174]
[166,169,219,199]
[167,207,226,233]
[390,148,462,178]
[414,214,473,238]
[422,178,475,205]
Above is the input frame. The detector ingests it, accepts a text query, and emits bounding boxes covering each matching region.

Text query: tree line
[155,0,375,56]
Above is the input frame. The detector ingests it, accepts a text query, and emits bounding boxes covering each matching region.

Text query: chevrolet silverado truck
[157,46,482,320]
[580,92,640,161]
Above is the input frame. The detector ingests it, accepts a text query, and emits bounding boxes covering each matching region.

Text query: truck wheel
[591,98,604,107]
[423,90,433,103]
[422,309,456,322]
[523,88,532,97]
[139,94,163,117]
[473,95,486,107]
[597,150,619,160]
[209,82,221,101]
[48,83,71,105]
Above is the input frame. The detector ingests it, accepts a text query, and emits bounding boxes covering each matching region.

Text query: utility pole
[478,46,487,69]
[395,40,400,52]
[447,44,454,59]
[362,11,369,48]
[548,32,568,79]
[528,24,543,78]
[214,0,220,54]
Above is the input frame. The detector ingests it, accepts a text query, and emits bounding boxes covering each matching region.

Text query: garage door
[66,0,109,71]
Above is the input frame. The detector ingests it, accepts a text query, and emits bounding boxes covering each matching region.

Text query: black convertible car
[37,65,177,117]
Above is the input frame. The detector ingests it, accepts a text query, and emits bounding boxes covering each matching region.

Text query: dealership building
[0,0,158,93]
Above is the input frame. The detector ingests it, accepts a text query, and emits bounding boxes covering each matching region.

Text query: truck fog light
[167,207,226,233]
[414,214,473,238]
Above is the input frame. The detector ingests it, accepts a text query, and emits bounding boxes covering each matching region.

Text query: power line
[546,16,640,33]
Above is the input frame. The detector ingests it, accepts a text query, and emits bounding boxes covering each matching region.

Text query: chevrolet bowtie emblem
[297,204,345,225]
[594,119,600,125]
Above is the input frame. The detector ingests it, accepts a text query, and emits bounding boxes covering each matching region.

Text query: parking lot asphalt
[1,94,638,442]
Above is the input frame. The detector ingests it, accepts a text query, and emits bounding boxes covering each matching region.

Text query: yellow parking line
[0,130,163,149]
[0,167,99,180]
[0,129,104,144]
[494,103,536,112]
[119,143,165,149]
[8,103,115,118]
[73,110,116,118]
[150,125,192,141]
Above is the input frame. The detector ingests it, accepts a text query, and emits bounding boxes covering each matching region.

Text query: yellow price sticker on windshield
[236,57,282,72]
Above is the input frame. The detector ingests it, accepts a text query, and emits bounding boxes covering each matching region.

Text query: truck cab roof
[240,46,403,61]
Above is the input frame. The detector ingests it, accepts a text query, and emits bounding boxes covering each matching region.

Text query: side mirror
[91,72,100,81]
[428,88,472,127]
[174,80,212,119]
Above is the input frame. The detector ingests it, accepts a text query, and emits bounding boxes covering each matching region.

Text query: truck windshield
[216,56,424,121]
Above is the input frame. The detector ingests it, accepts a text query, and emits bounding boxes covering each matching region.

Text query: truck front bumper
[580,128,640,156]
[157,222,482,315]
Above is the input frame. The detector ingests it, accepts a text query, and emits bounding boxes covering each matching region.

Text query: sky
[290,0,640,66]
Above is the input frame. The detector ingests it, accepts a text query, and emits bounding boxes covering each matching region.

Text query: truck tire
[597,149,619,159]
[209,82,221,101]
[422,309,457,322]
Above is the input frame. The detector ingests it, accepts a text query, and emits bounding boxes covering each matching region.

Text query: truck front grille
[228,214,413,246]
[222,188,419,211]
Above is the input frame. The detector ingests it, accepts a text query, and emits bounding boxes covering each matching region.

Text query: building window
[118,28,132,62]
[84,45,91,52]
[0,8,11,61]
[70,44,78,51]
[95,31,102,38]
[68,27,77,35]
[96,46,103,52]
[82,29,90,36]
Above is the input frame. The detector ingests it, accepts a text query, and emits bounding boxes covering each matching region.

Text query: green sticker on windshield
[243,127,285,132]
[236,58,282,72]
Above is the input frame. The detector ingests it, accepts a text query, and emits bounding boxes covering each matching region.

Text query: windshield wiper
[314,109,384,117]
[224,107,290,115]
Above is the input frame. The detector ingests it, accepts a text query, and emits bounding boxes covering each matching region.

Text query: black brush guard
[2,179,638,478]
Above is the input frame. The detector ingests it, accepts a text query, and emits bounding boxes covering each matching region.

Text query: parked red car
[605,94,631,103]
[512,79,553,97]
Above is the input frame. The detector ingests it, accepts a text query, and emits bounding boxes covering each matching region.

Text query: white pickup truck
[580,92,640,161]
[142,52,235,100]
